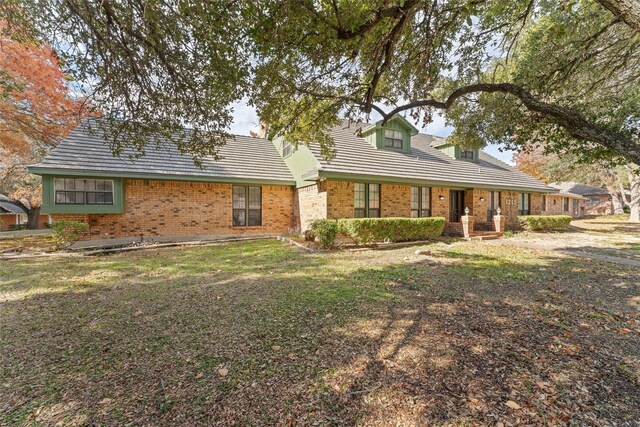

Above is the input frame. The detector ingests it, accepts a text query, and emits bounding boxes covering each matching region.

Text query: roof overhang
[311,170,558,193]
[28,166,297,187]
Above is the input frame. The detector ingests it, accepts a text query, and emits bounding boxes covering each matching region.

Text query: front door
[449,190,465,222]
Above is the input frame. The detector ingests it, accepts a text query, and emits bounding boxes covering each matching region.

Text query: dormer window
[460,150,474,159]
[282,140,292,157]
[361,115,417,152]
[384,130,403,149]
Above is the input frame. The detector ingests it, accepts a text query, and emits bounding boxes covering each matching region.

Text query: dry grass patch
[1,238,639,426]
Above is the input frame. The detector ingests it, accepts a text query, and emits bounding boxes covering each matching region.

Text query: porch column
[493,207,506,233]
[461,207,474,238]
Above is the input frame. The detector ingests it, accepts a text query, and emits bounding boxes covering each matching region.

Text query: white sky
[228,100,515,165]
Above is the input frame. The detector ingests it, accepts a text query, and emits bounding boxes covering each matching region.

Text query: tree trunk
[626,165,640,222]
[595,164,626,214]
[611,191,625,214]
[26,206,41,229]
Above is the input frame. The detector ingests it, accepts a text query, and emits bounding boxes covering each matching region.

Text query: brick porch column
[461,207,474,238]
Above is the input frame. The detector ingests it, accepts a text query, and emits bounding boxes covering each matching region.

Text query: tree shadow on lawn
[570,222,640,235]
[1,243,639,426]
[557,243,640,264]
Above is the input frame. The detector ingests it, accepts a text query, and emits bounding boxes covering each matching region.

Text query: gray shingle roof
[308,122,554,192]
[30,119,295,184]
[0,200,26,215]
[549,182,610,196]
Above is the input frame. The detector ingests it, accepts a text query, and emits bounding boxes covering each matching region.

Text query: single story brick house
[0,195,51,231]
[0,195,27,231]
[549,182,613,215]
[30,117,565,240]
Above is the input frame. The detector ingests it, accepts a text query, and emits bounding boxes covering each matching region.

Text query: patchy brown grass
[0,234,55,254]
[572,215,640,235]
[1,234,639,426]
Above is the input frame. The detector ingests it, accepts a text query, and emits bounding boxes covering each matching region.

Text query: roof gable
[362,115,419,136]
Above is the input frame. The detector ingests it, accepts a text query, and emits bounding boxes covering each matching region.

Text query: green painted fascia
[29,167,296,187]
[40,175,125,214]
[316,171,556,193]
[362,115,419,136]
[271,137,321,188]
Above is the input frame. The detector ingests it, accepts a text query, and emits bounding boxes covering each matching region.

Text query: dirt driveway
[497,216,640,267]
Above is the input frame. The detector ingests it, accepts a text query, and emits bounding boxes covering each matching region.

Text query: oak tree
[6,1,640,165]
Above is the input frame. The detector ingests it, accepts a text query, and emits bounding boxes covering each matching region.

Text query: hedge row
[309,217,446,247]
[518,215,572,231]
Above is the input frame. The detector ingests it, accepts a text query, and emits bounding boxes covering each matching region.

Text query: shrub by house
[518,215,572,231]
[338,217,445,245]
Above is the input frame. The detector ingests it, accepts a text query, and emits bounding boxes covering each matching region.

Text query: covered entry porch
[443,188,537,237]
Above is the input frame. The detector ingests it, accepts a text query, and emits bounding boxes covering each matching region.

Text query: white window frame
[282,140,293,157]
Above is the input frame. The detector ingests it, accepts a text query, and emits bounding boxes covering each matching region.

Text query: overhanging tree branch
[381,83,640,164]
[597,0,640,32]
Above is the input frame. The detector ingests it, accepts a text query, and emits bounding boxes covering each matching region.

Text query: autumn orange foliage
[513,145,548,182]
[0,22,85,155]
[1,20,86,217]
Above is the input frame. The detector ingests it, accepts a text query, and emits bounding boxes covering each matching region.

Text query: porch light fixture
[479,196,485,201]
[464,207,470,215]
[438,195,445,200]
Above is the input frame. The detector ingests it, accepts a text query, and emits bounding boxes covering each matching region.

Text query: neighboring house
[0,195,51,230]
[549,182,613,215]
[29,117,564,241]
[540,191,585,218]
[0,194,27,231]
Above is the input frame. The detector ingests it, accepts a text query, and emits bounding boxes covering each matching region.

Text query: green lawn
[1,239,639,426]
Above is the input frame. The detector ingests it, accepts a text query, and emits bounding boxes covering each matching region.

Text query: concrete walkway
[0,229,52,239]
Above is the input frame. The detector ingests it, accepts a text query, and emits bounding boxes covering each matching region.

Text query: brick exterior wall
[431,187,450,219]
[326,181,355,220]
[51,179,294,240]
[294,183,328,231]
[531,194,543,215]
[0,213,49,230]
[500,191,520,229]
[381,184,411,217]
[541,194,583,218]
[47,176,567,239]
[465,189,489,224]
[1,214,17,230]
[38,214,51,229]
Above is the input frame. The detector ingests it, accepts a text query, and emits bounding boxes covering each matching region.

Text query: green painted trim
[361,115,420,136]
[29,167,296,187]
[316,171,556,194]
[40,175,125,214]
[271,136,321,187]
[362,118,413,154]
[454,146,480,163]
